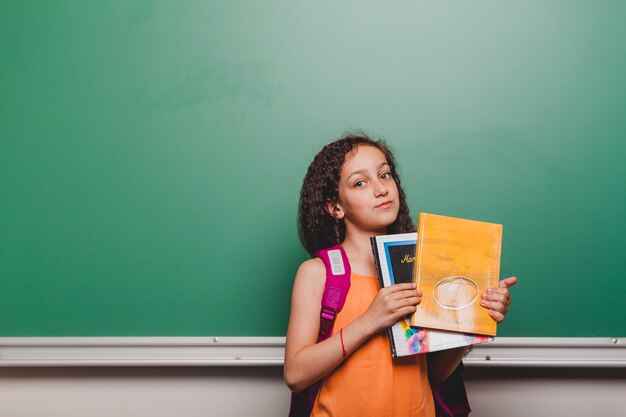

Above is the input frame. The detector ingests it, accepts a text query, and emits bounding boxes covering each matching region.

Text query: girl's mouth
[376,201,393,209]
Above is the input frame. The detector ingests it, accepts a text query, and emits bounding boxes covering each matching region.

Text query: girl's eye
[380,172,392,180]
[354,180,365,188]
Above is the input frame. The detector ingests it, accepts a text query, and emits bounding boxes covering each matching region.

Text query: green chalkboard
[1,1,625,337]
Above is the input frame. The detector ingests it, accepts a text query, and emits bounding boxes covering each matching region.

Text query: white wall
[465,367,626,416]
[1,366,624,417]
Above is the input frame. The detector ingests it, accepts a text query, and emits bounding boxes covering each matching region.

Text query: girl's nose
[374,180,388,197]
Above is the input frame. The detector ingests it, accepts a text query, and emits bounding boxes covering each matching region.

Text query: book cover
[371,233,492,357]
[411,213,503,336]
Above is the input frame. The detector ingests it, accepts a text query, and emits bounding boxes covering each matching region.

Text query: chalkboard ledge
[0,337,624,368]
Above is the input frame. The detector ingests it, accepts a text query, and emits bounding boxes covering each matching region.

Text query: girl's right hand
[359,283,422,334]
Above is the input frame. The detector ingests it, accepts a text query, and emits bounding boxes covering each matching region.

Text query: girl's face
[329,144,400,236]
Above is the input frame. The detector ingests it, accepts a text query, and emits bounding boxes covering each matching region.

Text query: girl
[284,133,516,417]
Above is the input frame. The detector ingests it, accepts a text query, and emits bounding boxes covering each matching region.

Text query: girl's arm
[284,258,421,393]
[427,276,518,383]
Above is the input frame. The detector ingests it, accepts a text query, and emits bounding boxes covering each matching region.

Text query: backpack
[288,244,470,417]
[288,244,351,417]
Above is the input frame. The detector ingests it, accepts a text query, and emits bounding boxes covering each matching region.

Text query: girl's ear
[324,200,345,220]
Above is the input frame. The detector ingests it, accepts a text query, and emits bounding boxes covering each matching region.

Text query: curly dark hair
[298,133,415,257]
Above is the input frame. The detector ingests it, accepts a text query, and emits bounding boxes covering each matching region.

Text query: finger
[487,286,510,295]
[388,289,422,301]
[488,309,505,323]
[487,289,511,300]
[487,282,513,296]
[395,296,421,307]
[388,282,418,291]
[480,299,508,313]
[482,292,508,304]
[397,305,418,317]
[400,289,422,298]
[483,288,511,307]
[380,292,420,312]
[499,276,518,288]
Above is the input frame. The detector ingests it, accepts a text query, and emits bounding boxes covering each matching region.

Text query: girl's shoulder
[292,257,326,296]
[296,257,325,281]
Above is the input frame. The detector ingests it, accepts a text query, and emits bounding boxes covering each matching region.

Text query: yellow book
[411,213,502,336]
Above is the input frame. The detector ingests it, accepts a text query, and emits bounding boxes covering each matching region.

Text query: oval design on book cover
[433,276,479,310]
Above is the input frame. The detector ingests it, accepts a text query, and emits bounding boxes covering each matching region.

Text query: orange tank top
[311,273,435,417]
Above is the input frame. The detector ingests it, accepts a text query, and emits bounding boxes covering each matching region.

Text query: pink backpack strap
[315,244,351,341]
[288,245,351,417]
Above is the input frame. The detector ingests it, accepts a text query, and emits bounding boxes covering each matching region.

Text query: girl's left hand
[480,276,518,323]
